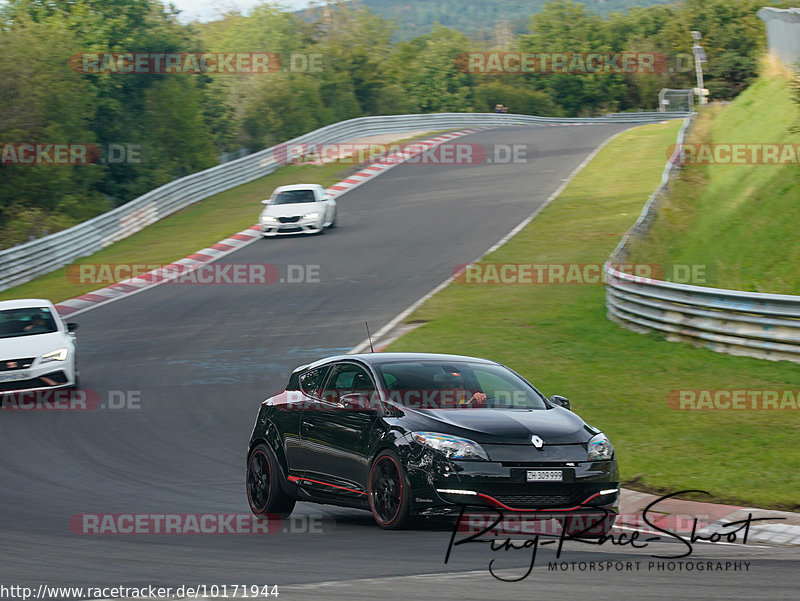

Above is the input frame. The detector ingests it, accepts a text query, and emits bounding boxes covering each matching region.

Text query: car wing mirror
[338,393,376,411]
[260,199,271,205]
[550,395,570,410]
[67,322,79,332]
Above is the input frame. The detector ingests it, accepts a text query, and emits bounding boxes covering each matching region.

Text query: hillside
[627,58,800,294]
[310,0,677,40]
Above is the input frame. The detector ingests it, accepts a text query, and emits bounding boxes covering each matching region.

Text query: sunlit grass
[627,62,800,294]
[386,120,800,510]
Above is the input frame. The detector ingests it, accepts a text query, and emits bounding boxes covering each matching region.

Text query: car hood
[0,332,69,361]
[403,406,592,445]
[261,202,323,217]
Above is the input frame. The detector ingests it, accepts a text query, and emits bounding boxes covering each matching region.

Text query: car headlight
[587,433,614,461]
[260,214,277,223]
[412,432,489,461]
[303,212,320,220]
[41,348,69,363]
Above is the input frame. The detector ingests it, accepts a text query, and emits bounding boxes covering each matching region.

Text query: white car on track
[259,184,337,237]
[0,299,79,393]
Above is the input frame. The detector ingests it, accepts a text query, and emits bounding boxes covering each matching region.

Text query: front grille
[278,216,302,224]
[0,371,67,392]
[0,358,35,372]
[501,462,576,468]
[491,494,579,508]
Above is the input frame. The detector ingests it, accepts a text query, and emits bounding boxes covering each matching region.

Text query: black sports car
[246,353,619,530]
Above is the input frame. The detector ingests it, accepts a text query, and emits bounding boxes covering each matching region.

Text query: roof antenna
[365,321,375,353]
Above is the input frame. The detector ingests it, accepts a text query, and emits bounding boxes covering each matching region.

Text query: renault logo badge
[531,435,544,449]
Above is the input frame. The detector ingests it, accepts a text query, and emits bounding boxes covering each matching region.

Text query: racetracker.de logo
[668,143,800,165]
[278,390,557,411]
[452,263,663,285]
[69,52,281,74]
[456,513,704,536]
[455,52,669,74]
[0,143,141,165]
[271,142,530,166]
[667,389,800,410]
[1,143,97,164]
[69,514,280,534]
[65,263,321,285]
[0,390,140,411]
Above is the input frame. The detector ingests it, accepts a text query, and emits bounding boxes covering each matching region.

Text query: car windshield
[272,190,317,205]
[0,307,58,339]
[376,360,547,410]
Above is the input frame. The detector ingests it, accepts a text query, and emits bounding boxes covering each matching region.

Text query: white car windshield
[272,190,317,205]
[0,308,58,338]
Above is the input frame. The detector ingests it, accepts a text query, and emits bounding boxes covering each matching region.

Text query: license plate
[0,371,30,383]
[527,470,563,482]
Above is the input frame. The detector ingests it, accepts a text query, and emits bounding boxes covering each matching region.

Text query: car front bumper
[261,219,323,236]
[0,357,76,393]
[404,450,619,523]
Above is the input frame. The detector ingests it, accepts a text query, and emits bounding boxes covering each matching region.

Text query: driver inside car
[22,314,51,334]
[434,370,486,408]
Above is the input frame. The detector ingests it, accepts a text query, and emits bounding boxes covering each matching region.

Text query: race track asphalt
[2,123,796,600]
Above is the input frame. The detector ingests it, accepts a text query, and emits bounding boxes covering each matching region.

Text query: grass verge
[385,119,800,510]
[627,59,800,293]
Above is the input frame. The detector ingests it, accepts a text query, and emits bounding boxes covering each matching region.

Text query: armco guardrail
[605,266,800,363]
[0,111,685,292]
[604,115,800,364]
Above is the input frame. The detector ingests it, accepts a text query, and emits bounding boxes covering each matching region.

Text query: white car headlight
[260,214,277,223]
[587,433,614,461]
[304,212,320,220]
[412,432,489,461]
[41,348,69,363]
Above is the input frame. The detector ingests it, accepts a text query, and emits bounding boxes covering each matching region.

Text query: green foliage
[472,82,561,116]
[1,0,791,248]
[0,10,104,243]
[397,26,475,112]
[0,0,215,247]
[627,64,800,294]
[241,74,329,148]
[346,0,676,41]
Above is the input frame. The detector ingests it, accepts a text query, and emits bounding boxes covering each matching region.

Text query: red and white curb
[617,489,800,547]
[54,129,481,318]
[54,228,263,317]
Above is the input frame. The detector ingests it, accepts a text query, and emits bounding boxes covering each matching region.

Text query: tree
[398,26,476,112]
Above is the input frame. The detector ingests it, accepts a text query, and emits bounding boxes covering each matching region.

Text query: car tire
[247,443,296,519]
[329,209,337,229]
[368,450,412,530]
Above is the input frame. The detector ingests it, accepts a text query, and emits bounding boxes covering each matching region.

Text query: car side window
[299,367,329,397]
[321,364,375,404]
